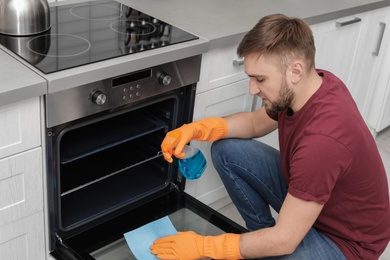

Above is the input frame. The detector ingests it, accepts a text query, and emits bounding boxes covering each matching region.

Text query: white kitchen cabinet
[0,97,41,160]
[185,45,254,206]
[0,148,43,226]
[311,12,368,110]
[346,9,387,117]
[312,7,390,134]
[375,80,390,131]
[196,45,247,94]
[0,212,45,260]
[359,7,390,133]
[0,97,45,259]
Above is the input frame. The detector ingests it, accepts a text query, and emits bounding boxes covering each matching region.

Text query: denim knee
[211,138,243,174]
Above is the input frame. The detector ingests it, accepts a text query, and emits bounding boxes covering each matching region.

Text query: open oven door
[51,189,247,260]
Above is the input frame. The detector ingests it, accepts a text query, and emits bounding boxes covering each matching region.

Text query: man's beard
[264,78,295,114]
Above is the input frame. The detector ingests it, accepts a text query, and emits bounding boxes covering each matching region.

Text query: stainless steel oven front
[45,55,245,259]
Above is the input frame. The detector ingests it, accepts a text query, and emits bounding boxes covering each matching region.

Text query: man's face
[244,53,295,113]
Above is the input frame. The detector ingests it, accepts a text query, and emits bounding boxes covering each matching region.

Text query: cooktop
[0,0,198,74]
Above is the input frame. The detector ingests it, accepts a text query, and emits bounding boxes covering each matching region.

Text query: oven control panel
[106,70,172,106]
[105,69,176,105]
[45,55,201,128]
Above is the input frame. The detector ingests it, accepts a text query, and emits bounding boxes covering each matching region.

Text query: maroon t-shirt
[269,70,390,259]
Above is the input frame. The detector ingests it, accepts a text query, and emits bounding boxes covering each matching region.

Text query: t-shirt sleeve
[288,134,353,204]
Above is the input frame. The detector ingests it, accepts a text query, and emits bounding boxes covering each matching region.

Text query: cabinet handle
[372,22,386,56]
[233,58,244,67]
[336,17,361,27]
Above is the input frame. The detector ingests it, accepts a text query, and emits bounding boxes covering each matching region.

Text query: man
[150,14,390,259]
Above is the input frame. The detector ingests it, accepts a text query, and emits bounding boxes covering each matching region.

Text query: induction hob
[0,0,198,74]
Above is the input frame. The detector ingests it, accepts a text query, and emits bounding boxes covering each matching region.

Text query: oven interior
[57,97,178,231]
[50,92,193,236]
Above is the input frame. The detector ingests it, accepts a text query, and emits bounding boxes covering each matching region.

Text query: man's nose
[249,79,260,95]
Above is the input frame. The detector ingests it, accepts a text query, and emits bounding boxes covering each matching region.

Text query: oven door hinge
[55,233,68,249]
[170,182,180,191]
[171,177,185,191]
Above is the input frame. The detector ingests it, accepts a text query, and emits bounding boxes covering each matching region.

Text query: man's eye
[257,78,264,82]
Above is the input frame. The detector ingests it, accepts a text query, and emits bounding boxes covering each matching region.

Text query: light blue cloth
[124,216,178,260]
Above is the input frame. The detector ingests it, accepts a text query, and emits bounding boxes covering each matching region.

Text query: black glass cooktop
[0,0,198,74]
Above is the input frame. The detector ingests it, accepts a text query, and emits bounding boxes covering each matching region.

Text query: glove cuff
[194,117,228,142]
[203,233,242,259]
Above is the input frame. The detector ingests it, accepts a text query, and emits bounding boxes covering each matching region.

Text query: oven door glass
[51,190,246,260]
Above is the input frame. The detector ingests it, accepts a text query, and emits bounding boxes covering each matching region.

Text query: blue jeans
[211,138,346,259]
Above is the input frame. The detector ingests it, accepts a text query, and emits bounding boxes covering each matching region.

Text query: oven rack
[60,129,166,193]
[59,112,167,164]
[59,161,170,230]
[61,151,163,196]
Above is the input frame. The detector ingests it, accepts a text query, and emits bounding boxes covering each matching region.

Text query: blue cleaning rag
[124,216,178,260]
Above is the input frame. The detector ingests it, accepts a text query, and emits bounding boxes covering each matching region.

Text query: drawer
[0,211,45,260]
[197,45,247,93]
[0,148,43,226]
[0,97,41,159]
[194,78,252,120]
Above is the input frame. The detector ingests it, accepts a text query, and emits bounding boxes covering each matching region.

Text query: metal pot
[0,0,50,36]
[0,31,51,64]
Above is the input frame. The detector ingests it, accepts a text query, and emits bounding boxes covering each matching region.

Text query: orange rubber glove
[150,231,243,260]
[161,117,228,163]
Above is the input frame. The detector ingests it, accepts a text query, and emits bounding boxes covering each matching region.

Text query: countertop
[0,49,46,105]
[1,0,390,106]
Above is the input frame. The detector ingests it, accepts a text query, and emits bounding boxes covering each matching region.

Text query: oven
[44,46,245,260]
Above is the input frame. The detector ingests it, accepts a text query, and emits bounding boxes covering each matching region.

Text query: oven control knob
[91,91,107,106]
[158,73,172,86]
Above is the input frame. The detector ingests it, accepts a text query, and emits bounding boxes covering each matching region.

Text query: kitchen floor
[215,127,390,259]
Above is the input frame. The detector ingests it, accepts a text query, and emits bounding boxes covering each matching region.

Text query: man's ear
[290,60,304,84]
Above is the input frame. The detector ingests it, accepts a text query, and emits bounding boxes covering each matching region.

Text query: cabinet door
[0,148,43,226]
[0,97,41,159]
[359,7,390,132]
[197,45,246,94]
[194,78,252,120]
[312,13,366,92]
[0,212,45,260]
[185,78,252,205]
